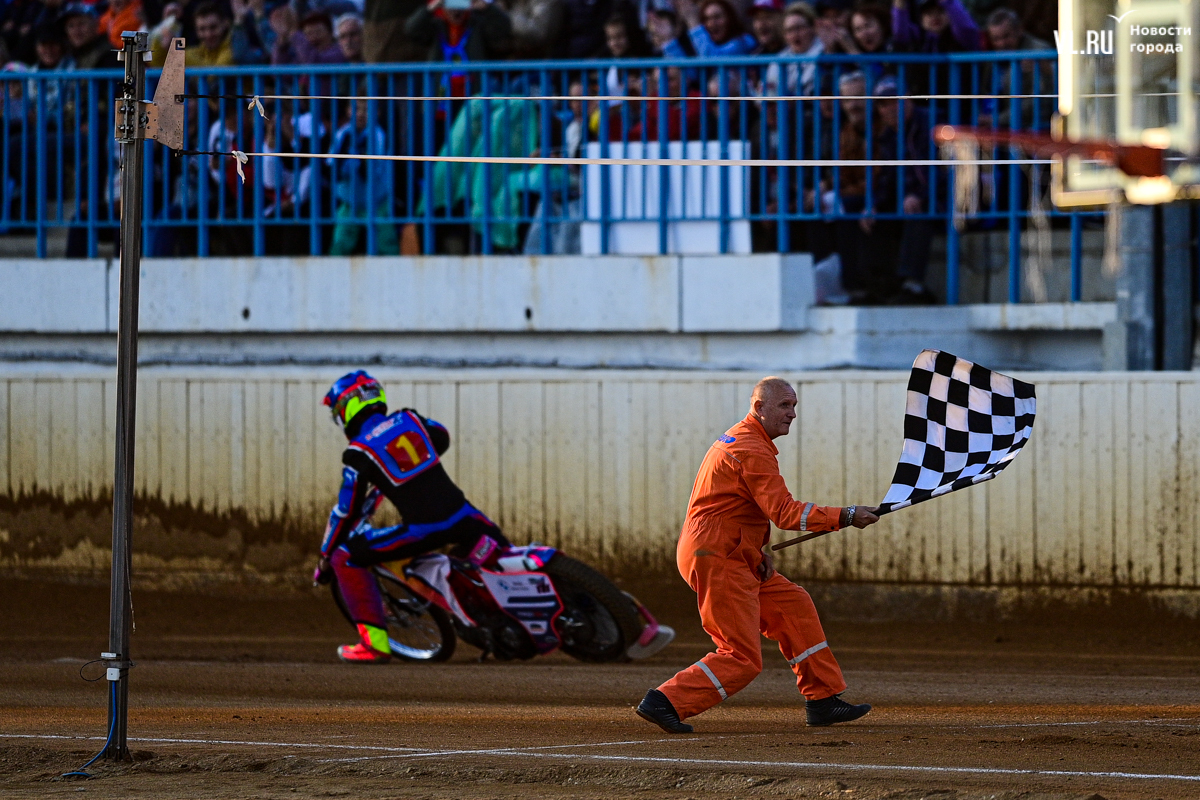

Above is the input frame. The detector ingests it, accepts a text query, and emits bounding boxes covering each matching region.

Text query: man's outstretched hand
[851,506,880,528]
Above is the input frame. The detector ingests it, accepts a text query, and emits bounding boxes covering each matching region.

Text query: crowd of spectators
[0,0,1055,302]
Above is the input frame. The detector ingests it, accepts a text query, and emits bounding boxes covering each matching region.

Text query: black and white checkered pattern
[877,350,1036,515]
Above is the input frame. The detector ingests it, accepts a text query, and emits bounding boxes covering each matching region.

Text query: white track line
[8,731,1199,784]
[0,733,428,753]
[971,717,1198,730]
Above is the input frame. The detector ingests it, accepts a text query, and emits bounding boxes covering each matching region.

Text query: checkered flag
[877,350,1036,515]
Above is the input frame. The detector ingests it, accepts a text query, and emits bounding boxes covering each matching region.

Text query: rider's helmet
[323,370,387,433]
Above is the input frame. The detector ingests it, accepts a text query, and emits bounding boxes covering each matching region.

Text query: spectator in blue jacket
[328,101,398,256]
[664,0,756,57]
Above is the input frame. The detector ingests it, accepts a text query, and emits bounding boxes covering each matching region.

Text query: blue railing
[0,52,1092,302]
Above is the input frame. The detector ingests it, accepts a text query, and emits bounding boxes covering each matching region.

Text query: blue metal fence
[0,51,1093,302]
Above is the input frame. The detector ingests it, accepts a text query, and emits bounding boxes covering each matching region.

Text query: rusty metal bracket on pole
[112,38,185,149]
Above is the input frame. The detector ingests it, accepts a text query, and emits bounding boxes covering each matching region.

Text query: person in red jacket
[636,376,880,732]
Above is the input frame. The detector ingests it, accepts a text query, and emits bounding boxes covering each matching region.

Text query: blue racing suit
[322,408,507,628]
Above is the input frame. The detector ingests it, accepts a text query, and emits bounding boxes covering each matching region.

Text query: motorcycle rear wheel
[545,554,642,663]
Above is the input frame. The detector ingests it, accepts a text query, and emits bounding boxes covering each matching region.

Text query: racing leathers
[321,408,507,639]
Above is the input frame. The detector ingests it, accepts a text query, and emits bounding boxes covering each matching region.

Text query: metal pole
[103,30,149,762]
[1159,202,1194,371]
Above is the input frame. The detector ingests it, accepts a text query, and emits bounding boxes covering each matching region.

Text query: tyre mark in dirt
[335,748,1200,784]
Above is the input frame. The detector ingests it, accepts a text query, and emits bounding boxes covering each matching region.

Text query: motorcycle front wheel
[331,571,456,662]
[545,554,643,663]
[375,571,457,662]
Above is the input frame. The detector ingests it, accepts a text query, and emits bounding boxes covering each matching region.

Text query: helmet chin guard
[323,371,387,429]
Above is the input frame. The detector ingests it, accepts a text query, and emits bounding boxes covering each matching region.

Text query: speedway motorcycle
[331,536,674,663]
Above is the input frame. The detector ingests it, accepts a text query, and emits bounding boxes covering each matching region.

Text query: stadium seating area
[0,0,1068,303]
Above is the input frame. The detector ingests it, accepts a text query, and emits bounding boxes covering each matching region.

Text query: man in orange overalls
[636,377,880,732]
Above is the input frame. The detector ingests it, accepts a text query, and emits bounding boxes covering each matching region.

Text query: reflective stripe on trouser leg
[786,640,829,665]
[695,661,728,700]
[757,575,847,700]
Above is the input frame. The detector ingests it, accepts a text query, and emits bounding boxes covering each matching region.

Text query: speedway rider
[314,371,510,663]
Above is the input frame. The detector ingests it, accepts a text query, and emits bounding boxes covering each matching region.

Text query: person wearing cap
[748,0,784,54]
[60,3,118,69]
[890,0,978,53]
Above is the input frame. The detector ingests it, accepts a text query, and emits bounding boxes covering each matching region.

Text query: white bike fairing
[405,554,475,627]
[477,570,563,645]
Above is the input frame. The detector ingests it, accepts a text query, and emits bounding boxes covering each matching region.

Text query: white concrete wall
[2,260,110,332]
[2,255,814,334]
[3,366,1198,587]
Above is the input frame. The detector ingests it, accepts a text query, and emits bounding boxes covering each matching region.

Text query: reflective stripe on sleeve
[799,502,815,532]
[786,641,829,665]
[695,661,728,700]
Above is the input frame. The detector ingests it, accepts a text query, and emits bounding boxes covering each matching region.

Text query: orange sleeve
[741,450,843,533]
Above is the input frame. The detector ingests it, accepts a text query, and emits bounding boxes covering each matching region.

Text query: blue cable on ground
[61,681,118,779]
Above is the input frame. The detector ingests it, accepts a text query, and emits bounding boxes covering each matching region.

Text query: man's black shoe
[806,694,872,727]
[636,689,694,733]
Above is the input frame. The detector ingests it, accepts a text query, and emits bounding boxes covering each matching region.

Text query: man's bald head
[750,377,798,439]
[752,376,794,405]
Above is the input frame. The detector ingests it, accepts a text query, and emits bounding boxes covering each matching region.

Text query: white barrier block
[681,254,813,332]
[0,259,109,332]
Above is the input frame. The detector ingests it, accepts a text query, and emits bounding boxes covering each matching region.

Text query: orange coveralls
[658,413,847,720]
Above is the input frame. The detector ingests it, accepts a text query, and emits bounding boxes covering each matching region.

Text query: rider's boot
[337,623,392,664]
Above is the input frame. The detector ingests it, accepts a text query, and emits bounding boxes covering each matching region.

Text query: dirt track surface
[4,579,1200,799]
